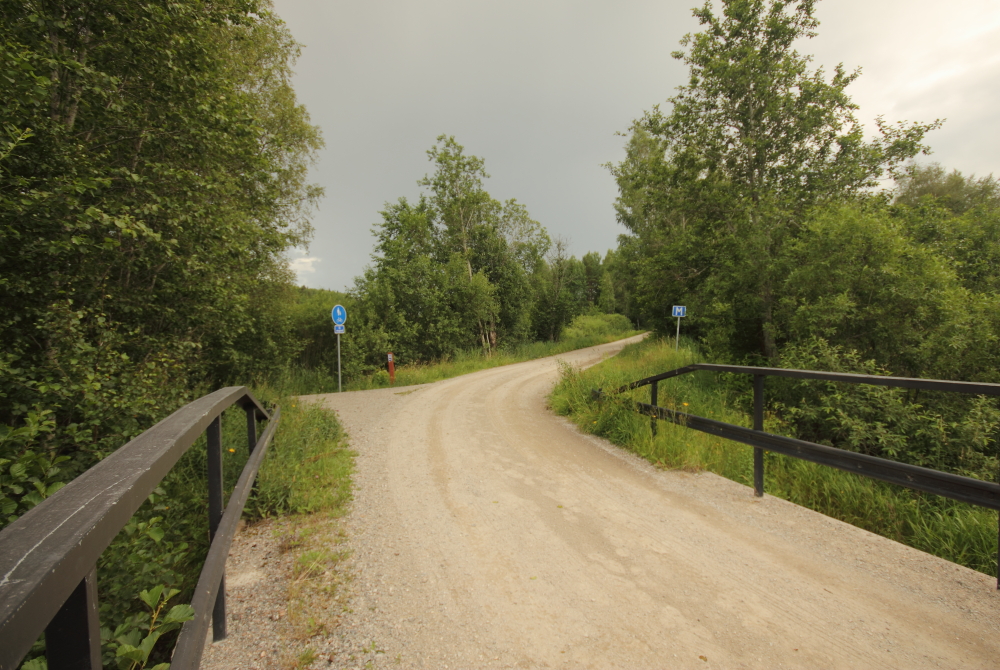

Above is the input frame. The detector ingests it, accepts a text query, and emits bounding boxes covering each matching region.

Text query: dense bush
[1,2,324,666]
[1,0,321,523]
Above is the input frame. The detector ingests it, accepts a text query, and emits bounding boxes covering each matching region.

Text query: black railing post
[206,415,227,641]
[245,405,257,454]
[650,381,659,437]
[45,566,100,670]
[753,375,764,497]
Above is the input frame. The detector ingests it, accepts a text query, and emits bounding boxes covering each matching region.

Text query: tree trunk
[761,279,778,362]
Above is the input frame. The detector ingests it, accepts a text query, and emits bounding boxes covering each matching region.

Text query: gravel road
[205,335,1000,669]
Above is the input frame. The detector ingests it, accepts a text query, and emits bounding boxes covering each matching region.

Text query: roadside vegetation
[551,337,999,577]
[278,312,640,394]
[0,2,352,665]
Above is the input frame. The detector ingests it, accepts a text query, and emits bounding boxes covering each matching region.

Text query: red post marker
[387,351,395,385]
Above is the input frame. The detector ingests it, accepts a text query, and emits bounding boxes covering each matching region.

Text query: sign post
[672,305,686,351]
[387,352,395,386]
[332,305,347,392]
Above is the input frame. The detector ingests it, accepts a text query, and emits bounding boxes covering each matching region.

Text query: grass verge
[273,313,643,394]
[248,387,354,519]
[549,336,999,577]
[249,385,355,668]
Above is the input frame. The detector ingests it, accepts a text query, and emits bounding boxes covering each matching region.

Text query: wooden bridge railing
[0,386,280,670]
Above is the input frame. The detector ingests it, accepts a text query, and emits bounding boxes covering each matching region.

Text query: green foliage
[895,163,1000,215]
[530,239,589,342]
[561,313,634,342]
[0,409,61,522]
[770,338,1000,479]
[606,0,1000,490]
[319,136,631,382]
[610,0,938,359]
[349,196,489,368]
[1,2,329,666]
[247,391,353,518]
[779,205,973,378]
[288,287,351,371]
[12,392,351,669]
[1,0,324,527]
[338,135,628,376]
[0,0,322,396]
[102,585,194,670]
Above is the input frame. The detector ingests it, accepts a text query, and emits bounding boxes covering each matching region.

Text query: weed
[301,648,318,666]
[282,513,351,643]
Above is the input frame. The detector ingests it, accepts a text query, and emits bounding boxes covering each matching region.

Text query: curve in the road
[309,336,1000,669]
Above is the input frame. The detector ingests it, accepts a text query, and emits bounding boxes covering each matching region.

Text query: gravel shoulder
[203,335,1000,669]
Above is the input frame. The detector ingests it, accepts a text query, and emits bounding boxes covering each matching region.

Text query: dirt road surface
[232,336,1000,669]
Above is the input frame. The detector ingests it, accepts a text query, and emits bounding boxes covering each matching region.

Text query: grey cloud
[273,0,1000,291]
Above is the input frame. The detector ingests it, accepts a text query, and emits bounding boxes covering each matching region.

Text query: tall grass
[247,385,354,519]
[550,336,999,577]
[273,312,642,394]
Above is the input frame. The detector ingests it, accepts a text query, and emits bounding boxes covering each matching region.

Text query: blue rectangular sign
[672,305,686,318]
[334,324,345,334]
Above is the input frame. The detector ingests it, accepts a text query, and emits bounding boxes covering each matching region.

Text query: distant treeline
[292,136,632,382]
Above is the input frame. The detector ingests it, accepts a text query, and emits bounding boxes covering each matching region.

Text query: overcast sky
[270,0,1000,292]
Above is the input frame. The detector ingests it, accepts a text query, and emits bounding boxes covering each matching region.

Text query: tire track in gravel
[303,335,1000,669]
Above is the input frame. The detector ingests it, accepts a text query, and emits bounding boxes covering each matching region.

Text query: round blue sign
[331,304,347,325]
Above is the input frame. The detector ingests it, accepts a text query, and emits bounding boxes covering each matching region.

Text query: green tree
[0,0,322,654]
[581,251,604,308]
[597,271,617,314]
[779,204,972,379]
[894,163,999,215]
[287,286,351,371]
[418,136,552,352]
[418,135,501,351]
[612,0,939,361]
[496,198,551,274]
[351,198,474,364]
[531,239,586,341]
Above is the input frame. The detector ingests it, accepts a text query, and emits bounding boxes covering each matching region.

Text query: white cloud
[288,255,321,284]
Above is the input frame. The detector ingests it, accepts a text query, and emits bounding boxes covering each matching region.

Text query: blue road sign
[334,324,345,335]
[332,304,347,325]
[672,305,686,318]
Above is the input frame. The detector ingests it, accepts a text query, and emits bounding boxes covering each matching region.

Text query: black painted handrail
[0,386,277,670]
[600,364,1000,587]
[170,405,280,669]
[617,363,1000,396]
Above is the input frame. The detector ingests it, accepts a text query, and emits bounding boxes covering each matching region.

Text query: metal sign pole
[331,304,347,393]
[672,305,686,351]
